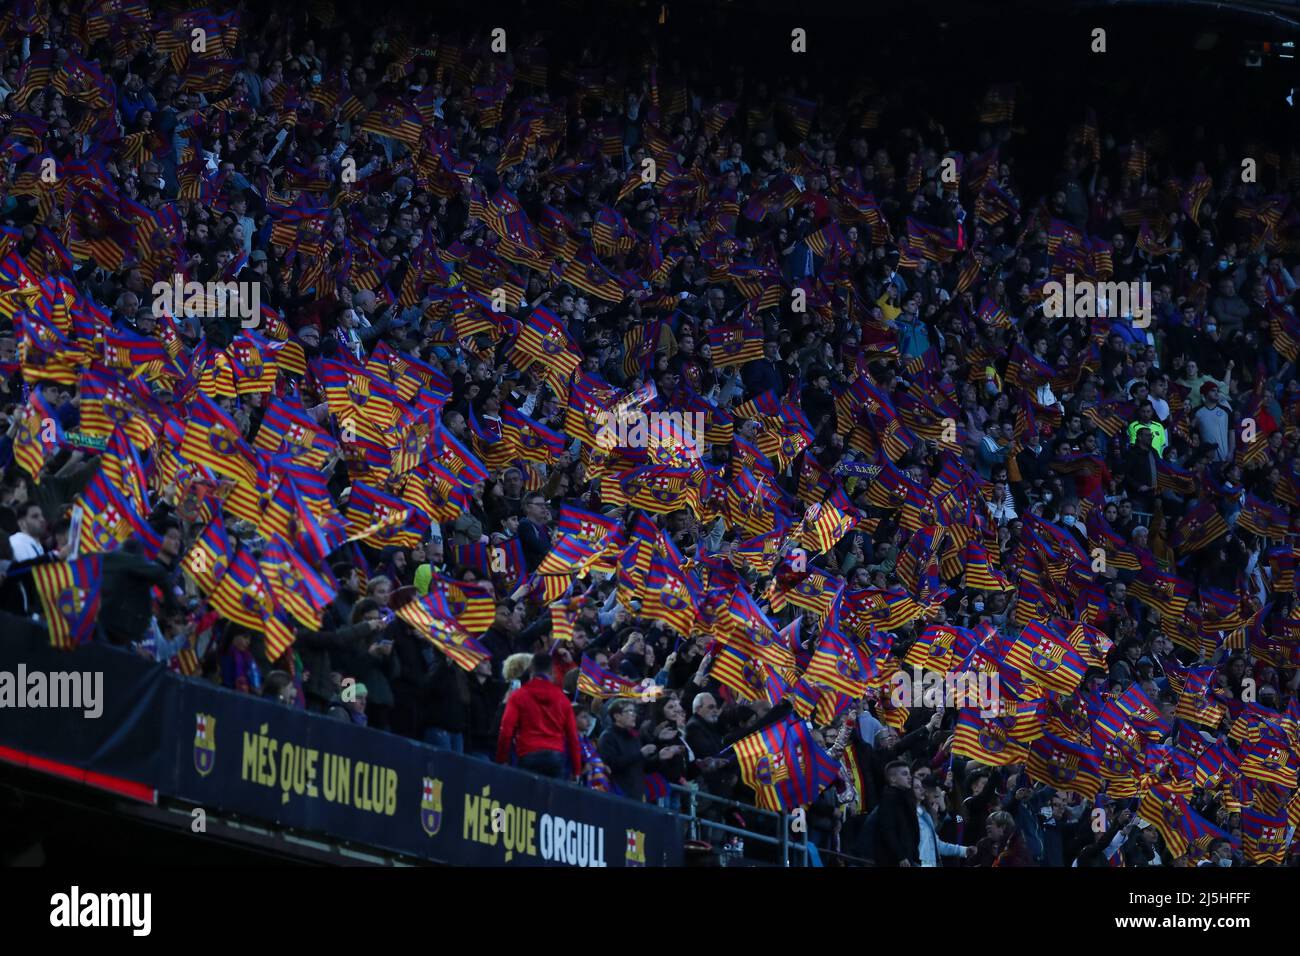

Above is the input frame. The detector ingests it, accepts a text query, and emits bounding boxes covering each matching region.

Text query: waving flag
[1006,621,1089,695]
[732,716,840,812]
[954,710,1029,766]
[707,322,763,368]
[253,393,336,467]
[1136,785,1192,859]
[1240,730,1299,788]
[1241,806,1291,864]
[1116,681,1172,738]
[1026,731,1102,798]
[905,624,970,673]
[397,591,492,672]
[710,643,790,706]
[344,482,414,545]
[1236,493,1290,540]
[34,556,103,650]
[13,388,65,481]
[508,306,581,392]
[501,404,567,464]
[208,549,295,660]
[577,655,652,700]
[640,556,701,637]
[1171,499,1230,555]
[260,535,336,629]
[806,626,876,696]
[180,392,259,489]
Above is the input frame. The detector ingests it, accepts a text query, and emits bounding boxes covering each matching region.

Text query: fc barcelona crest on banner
[194,713,217,776]
[421,777,444,836]
[625,829,646,866]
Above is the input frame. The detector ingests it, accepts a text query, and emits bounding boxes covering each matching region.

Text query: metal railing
[666,783,810,866]
[662,784,879,866]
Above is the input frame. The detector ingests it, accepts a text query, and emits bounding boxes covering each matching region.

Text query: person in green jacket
[1125,400,1168,457]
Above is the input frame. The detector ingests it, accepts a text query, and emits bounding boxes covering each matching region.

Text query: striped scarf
[579,737,611,792]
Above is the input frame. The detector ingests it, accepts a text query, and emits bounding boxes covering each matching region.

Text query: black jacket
[685,715,725,757]
[518,518,553,572]
[1041,813,1090,867]
[598,726,651,800]
[741,357,791,398]
[481,624,515,676]
[296,621,374,709]
[468,673,507,752]
[390,624,438,737]
[100,549,170,645]
[29,454,100,525]
[334,625,399,708]
[424,652,471,733]
[685,714,734,796]
[875,784,921,866]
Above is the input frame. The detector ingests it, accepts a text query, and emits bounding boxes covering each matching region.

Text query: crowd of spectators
[2,0,1299,866]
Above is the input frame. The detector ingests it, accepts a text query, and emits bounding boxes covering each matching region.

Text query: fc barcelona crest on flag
[1046,748,1078,785]
[1030,638,1063,673]
[420,777,443,836]
[978,721,1008,754]
[541,328,566,355]
[194,713,217,776]
[209,423,238,456]
[56,585,85,618]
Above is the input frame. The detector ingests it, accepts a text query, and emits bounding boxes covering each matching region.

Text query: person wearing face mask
[1013,425,1051,510]
[1197,838,1234,867]
[1057,503,1087,548]
[1181,356,1233,412]
[1209,274,1249,338]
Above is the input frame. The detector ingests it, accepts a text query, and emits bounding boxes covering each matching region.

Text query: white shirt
[987,493,1017,526]
[9,531,44,562]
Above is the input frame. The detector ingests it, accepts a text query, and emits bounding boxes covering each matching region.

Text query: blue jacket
[917,806,965,866]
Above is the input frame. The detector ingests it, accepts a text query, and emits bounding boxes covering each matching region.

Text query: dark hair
[884,759,910,775]
[350,598,380,624]
[608,699,636,719]
[530,652,553,675]
[264,671,293,699]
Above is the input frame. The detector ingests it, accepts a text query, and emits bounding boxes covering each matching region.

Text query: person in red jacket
[495,653,582,779]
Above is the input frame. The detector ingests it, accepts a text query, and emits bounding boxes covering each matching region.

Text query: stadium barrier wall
[0,630,683,866]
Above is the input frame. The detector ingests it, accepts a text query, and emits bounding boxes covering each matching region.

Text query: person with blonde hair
[502,653,533,693]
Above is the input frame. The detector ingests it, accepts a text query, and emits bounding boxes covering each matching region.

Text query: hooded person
[452,513,484,545]
[413,563,433,596]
